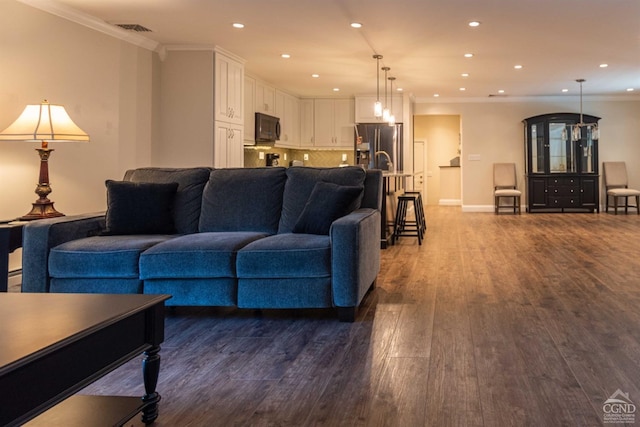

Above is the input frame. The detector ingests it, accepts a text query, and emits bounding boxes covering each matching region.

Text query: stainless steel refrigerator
[355,123,403,171]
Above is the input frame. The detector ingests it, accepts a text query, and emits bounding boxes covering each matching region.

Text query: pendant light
[382,67,390,121]
[373,55,383,118]
[388,76,396,126]
[571,79,599,142]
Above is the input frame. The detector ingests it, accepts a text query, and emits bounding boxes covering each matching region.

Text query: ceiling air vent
[114,24,152,32]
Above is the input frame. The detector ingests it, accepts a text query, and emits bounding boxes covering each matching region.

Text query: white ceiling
[26,0,640,100]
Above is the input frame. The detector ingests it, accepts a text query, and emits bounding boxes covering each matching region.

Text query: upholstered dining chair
[493,163,521,214]
[603,161,640,214]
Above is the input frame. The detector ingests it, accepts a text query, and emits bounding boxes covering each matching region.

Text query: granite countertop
[381,170,413,178]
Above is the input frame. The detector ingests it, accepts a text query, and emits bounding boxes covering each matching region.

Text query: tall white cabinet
[157,47,244,168]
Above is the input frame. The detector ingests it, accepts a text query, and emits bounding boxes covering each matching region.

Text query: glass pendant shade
[374,101,383,118]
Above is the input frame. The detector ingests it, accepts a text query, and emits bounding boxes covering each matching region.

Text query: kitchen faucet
[375,150,393,171]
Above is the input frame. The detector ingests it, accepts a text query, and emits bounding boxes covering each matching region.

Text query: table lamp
[0,100,89,220]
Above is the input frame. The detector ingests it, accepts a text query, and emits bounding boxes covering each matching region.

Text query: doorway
[413,115,461,206]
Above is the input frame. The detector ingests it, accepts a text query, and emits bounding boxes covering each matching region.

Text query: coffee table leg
[141,345,161,424]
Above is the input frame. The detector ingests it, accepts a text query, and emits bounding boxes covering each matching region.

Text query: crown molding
[413,94,640,104]
[18,0,161,52]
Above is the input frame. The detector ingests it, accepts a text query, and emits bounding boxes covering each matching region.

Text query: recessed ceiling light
[627,88,635,92]
[434,94,440,97]
[281,54,291,59]
[350,22,362,28]
[464,53,474,58]
[498,89,505,94]
[514,64,523,69]
[459,87,466,91]
[396,87,404,92]
[461,73,469,77]
[333,88,340,92]
[311,74,320,78]
[232,23,244,29]
[562,88,569,92]
[468,21,481,27]
[599,63,609,68]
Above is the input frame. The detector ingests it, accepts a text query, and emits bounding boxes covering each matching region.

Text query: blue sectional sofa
[22,166,382,321]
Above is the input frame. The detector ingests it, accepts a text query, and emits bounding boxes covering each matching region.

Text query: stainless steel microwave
[255,112,280,142]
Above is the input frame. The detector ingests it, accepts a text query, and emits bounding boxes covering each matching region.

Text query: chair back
[603,162,629,188]
[494,163,517,189]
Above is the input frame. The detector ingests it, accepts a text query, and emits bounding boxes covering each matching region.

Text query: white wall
[0,1,157,271]
[414,97,640,210]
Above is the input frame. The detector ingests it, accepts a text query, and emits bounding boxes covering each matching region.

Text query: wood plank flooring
[73,207,640,426]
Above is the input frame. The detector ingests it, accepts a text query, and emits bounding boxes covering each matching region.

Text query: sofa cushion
[124,167,211,234]
[49,235,173,278]
[293,181,364,235]
[140,232,269,279]
[278,166,366,233]
[199,167,287,234]
[236,233,331,279]
[104,180,178,235]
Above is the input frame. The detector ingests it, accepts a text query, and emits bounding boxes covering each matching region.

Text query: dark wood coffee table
[0,293,170,426]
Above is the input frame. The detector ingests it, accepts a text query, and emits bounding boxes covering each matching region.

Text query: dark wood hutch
[523,113,600,212]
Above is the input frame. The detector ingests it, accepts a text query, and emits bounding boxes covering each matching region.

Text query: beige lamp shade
[0,100,89,142]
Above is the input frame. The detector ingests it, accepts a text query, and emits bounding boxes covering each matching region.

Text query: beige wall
[0,1,157,270]
[414,115,460,205]
[414,98,640,210]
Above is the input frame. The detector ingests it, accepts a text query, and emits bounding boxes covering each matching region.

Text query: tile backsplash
[244,146,354,168]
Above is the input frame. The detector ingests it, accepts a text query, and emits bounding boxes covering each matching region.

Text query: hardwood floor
[76,207,640,426]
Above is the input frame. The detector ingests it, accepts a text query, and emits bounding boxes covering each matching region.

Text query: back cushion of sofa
[199,167,287,234]
[278,166,366,234]
[124,167,211,234]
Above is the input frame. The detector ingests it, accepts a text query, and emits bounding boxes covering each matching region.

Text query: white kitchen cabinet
[157,48,245,168]
[300,99,315,147]
[214,121,244,168]
[313,98,354,148]
[214,51,244,125]
[274,90,300,148]
[255,81,276,115]
[355,95,403,123]
[244,76,256,145]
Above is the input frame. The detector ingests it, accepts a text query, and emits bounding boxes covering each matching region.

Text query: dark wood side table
[0,221,25,292]
[0,293,170,426]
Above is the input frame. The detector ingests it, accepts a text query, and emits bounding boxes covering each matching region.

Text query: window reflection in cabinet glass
[580,127,596,173]
[531,123,545,173]
[549,122,575,173]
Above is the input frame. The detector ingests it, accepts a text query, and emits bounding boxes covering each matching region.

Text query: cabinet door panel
[529,178,547,207]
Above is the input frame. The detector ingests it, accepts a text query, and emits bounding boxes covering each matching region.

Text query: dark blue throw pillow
[293,181,364,235]
[104,180,179,235]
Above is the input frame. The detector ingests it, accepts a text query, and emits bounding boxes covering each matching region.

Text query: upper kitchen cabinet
[157,48,244,167]
[274,90,300,148]
[255,81,276,115]
[300,99,315,147]
[214,50,244,125]
[355,95,403,123]
[313,99,355,148]
[244,76,256,145]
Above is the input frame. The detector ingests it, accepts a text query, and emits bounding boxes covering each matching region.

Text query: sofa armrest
[330,208,381,309]
[22,213,106,293]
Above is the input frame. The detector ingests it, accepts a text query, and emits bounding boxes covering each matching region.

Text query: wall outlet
[341,153,347,162]
[468,154,481,161]
[259,152,265,160]
[304,153,309,161]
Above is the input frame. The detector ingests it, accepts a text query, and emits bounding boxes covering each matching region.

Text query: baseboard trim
[439,199,461,206]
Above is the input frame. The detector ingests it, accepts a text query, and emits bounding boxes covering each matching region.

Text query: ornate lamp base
[19,146,65,221]
[20,199,64,221]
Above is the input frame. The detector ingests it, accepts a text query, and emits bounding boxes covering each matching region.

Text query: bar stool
[403,191,426,235]
[393,193,425,245]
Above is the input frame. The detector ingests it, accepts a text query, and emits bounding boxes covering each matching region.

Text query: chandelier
[571,79,599,142]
